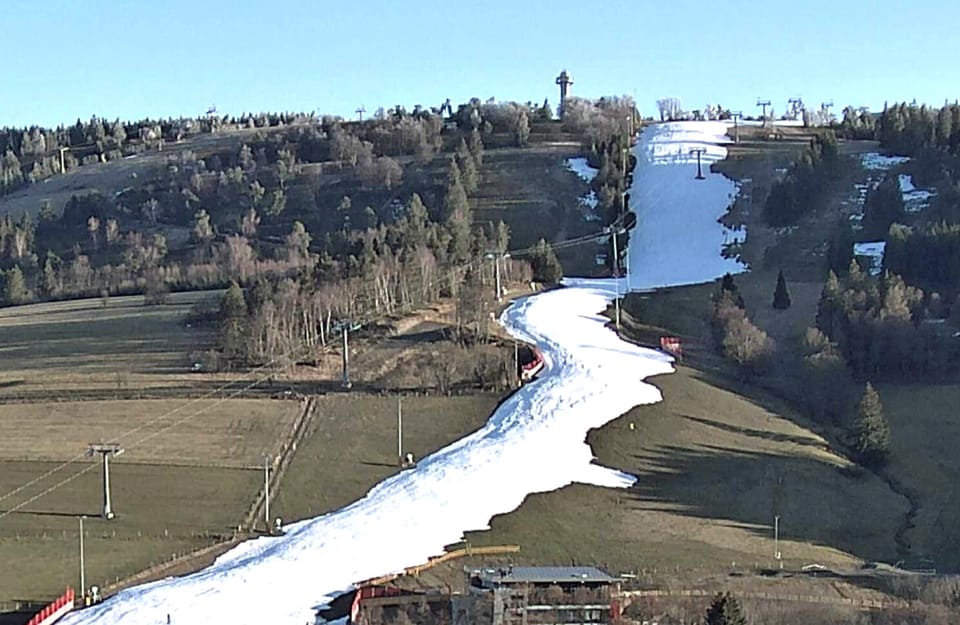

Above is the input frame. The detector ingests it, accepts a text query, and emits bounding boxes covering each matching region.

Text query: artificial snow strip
[625,121,746,290]
[61,122,741,625]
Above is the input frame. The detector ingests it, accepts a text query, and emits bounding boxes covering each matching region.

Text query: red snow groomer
[519,347,545,383]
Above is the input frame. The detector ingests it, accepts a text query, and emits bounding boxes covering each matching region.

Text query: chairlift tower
[87,444,123,520]
[334,320,361,390]
[756,98,772,125]
[788,97,804,120]
[730,111,743,143]
[821,100,834,121]
[689,148,707,180]
[356,106,366,122]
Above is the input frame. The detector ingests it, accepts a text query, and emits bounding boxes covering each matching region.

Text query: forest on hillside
[0,95,637,368]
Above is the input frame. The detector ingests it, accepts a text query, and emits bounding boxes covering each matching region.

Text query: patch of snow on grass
[567,157,600,218]
[566,157,597,183]
[861,153,909,171]
[854,241,885,276]
[898,173,936,213]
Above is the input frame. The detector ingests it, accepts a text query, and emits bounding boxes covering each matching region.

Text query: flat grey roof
[477,566,616,585]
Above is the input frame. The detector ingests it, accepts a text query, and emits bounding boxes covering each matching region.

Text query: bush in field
[712,280,775,375]
[704,592,746,625]
[800,327,851,423]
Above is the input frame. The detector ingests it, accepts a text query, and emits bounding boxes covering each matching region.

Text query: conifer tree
[704,592,746,625]
[468,129,484,167]
[4,265,27,305]
[529,238,562,283]
[456,138,478,194]
[515,109,530,147]
[218,281,248,362]
[718,273,745,308]
[851,382,891,466]
[772,269,791,309]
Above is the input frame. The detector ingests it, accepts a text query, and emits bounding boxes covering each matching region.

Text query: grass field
[0,291,220,399]
[874,384,960,571]
[0,398,302,602]
[274,394,501,521]
[462,367,905,577]
[0,392,507,603]
[0,398,300,467]
[0,461,257,602]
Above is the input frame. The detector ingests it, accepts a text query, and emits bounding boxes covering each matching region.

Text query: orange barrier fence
[26,588,74,625]
[358,544,521,587]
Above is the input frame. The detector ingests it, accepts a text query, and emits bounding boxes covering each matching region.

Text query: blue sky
[3,0,956,128]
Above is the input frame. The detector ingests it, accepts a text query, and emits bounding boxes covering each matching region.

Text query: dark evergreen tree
[3,265,27,304]
[772,270,791,309]
[529,238,562,283]
[862,174,905,240]
[718,273,745,308]
[704,592,746,625]
[218,281,248,362]
[851,382,891,466]
[826,218,855,277]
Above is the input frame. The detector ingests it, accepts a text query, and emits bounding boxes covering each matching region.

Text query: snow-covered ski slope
[626,121,745,290]
[61,122,739,625]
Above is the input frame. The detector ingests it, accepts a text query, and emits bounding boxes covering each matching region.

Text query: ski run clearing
[62,122,742,625]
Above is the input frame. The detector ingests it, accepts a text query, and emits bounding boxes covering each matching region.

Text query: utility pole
[87,444,123,520]
[486,252,509,302]
[774,514,782,566]
[340,324,352,390]
[756,99,771,124]
[731,111,742,143]
[689,148,707,180]
[611,226,621,334]
[78,515,86,597]
[263,454,271,533]
[58,146,70,175]
[397,396,403,463]
[513,341,519,387]
[621,148,628,217]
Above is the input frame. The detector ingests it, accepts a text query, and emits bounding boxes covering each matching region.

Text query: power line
[0,228,613,519]
[0,354,295,509]
[0,351,309,523]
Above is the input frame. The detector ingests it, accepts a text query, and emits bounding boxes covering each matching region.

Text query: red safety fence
[26,588,74,625]
[351,585,406,623]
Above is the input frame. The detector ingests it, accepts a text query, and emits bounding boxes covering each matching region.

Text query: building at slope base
[348,566,619,625]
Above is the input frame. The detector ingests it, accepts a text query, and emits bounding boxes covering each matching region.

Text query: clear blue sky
[3,0,956,128]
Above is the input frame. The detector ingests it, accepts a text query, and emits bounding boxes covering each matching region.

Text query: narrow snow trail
[63,286,673,625]
[61,122,739,625]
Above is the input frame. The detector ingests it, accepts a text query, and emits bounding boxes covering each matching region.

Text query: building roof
[476,566,616,585]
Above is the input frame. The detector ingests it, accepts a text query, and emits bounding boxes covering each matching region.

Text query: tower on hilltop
[556,70,573,120]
